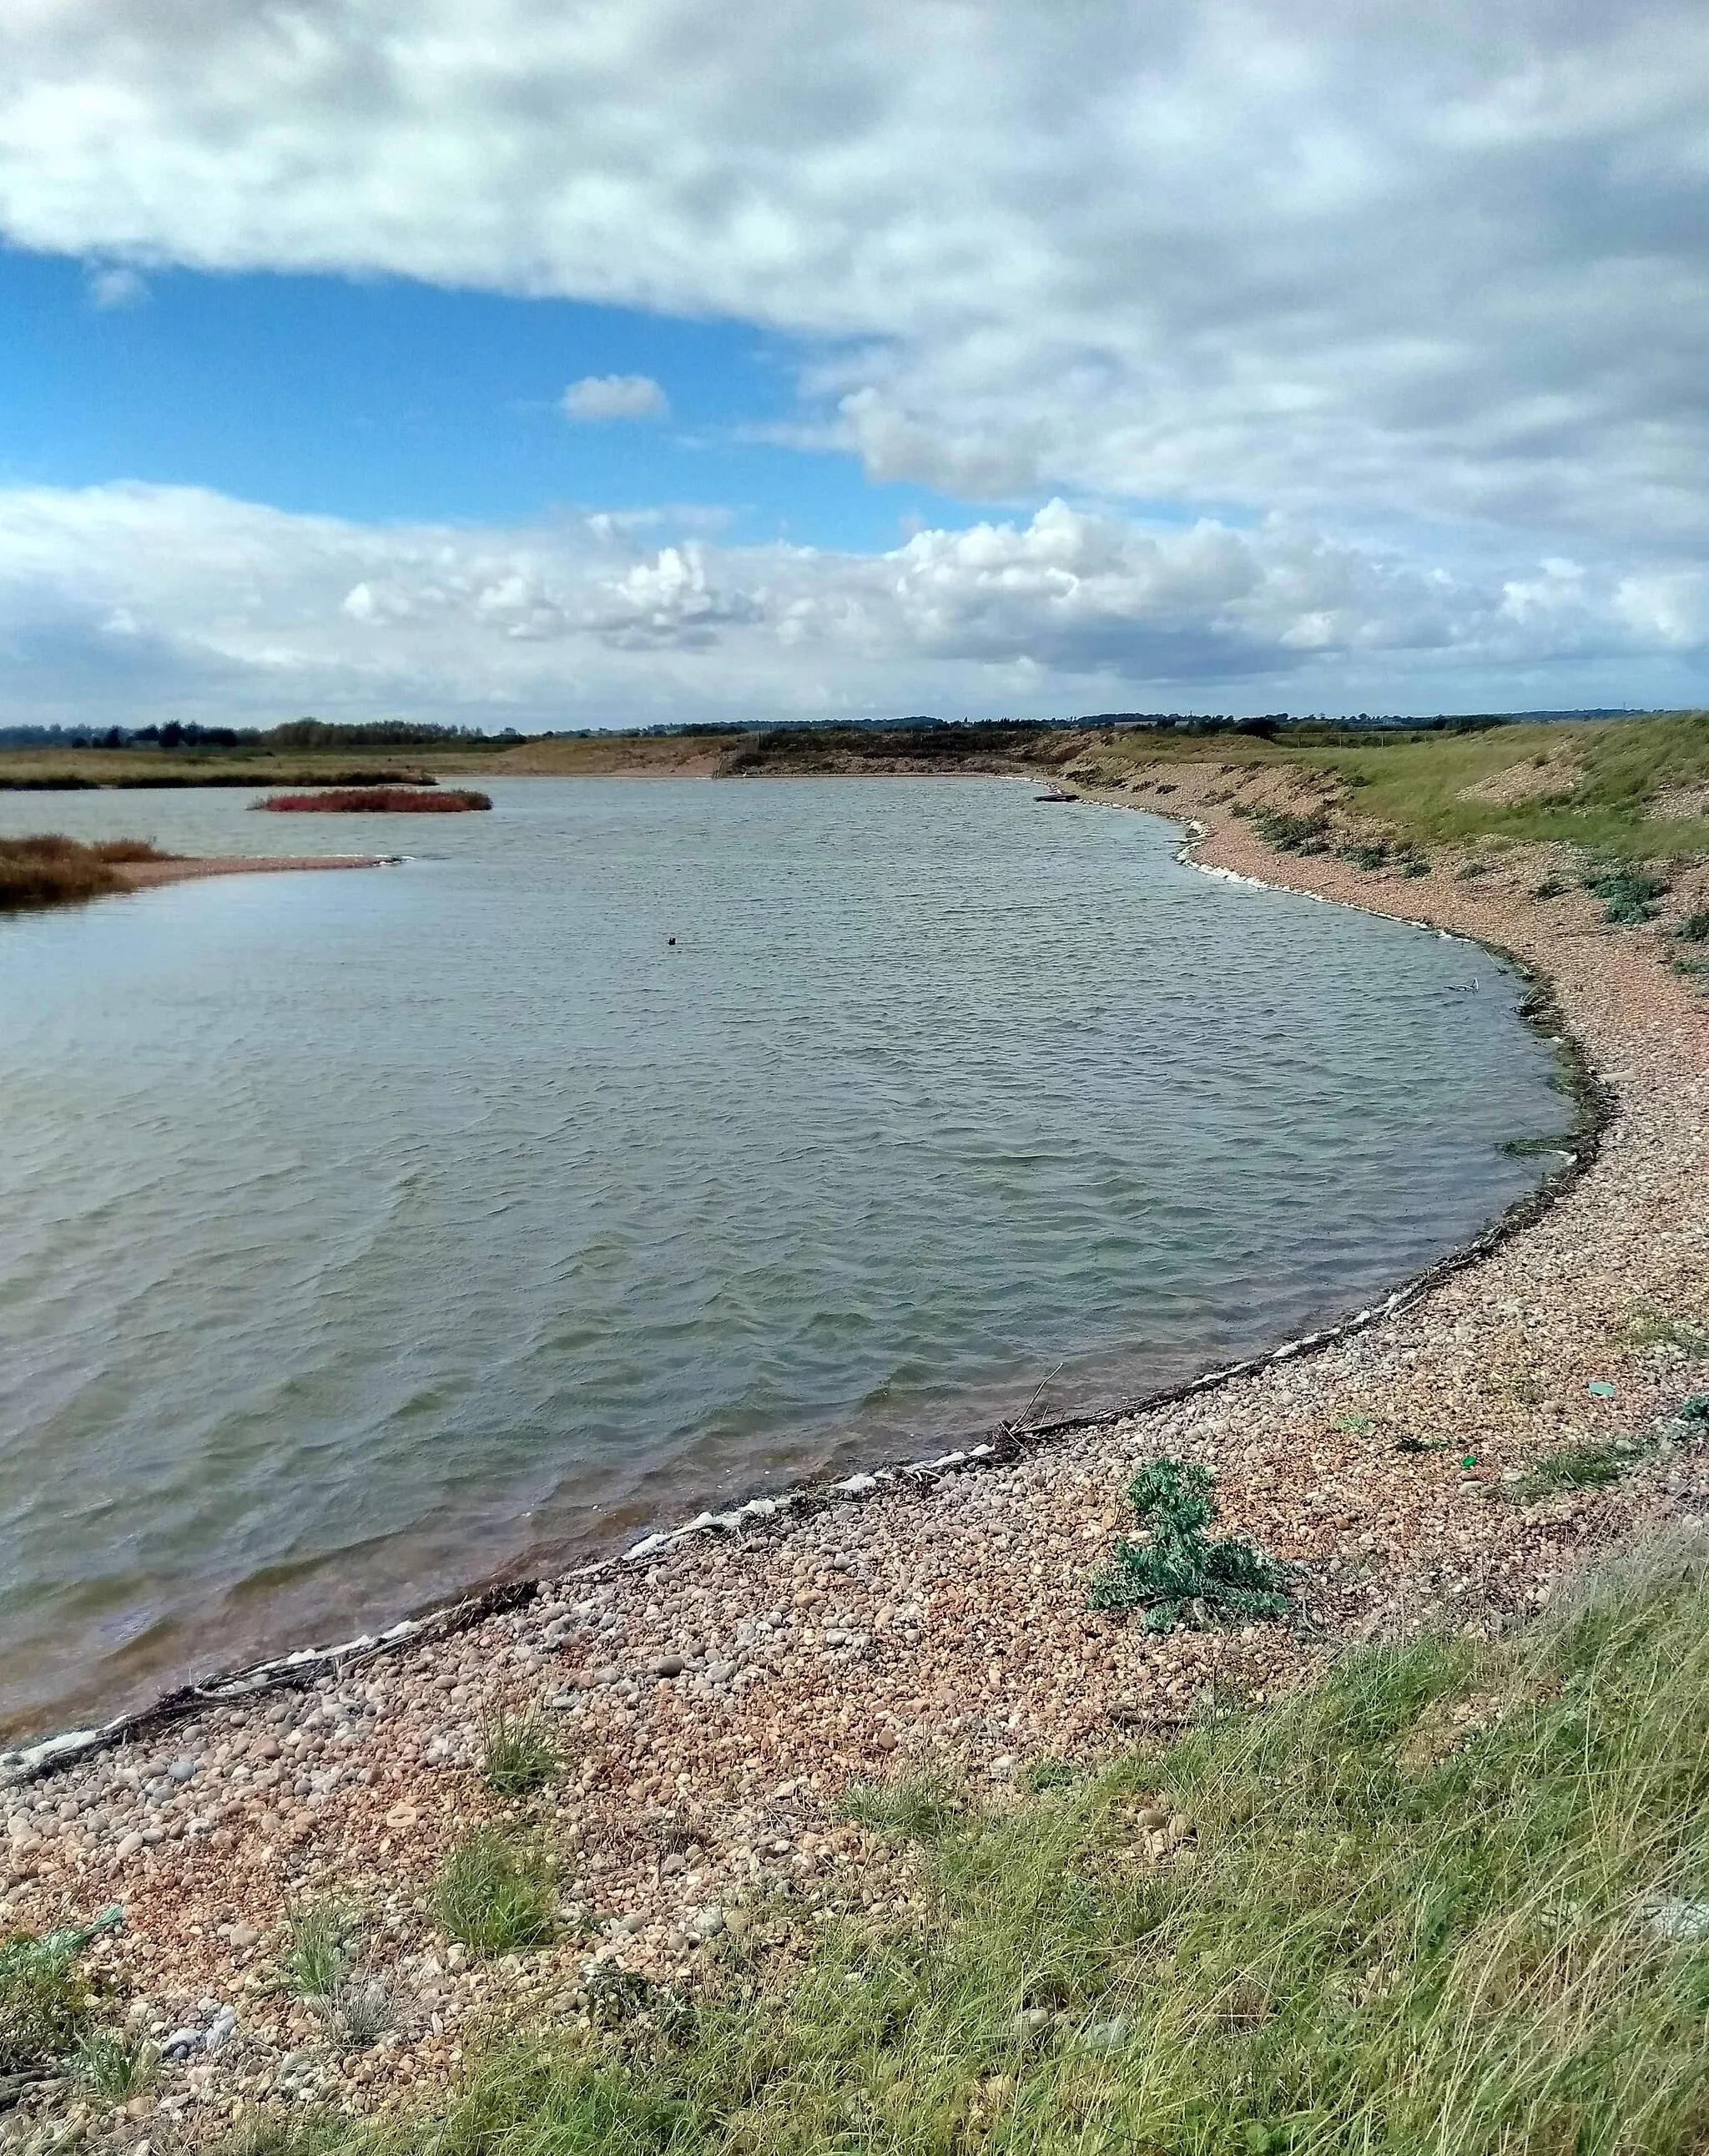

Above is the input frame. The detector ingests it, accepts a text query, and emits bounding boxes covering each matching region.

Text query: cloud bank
[3,0,1709,552]
[3,3,1708,716]
[0,482,1702,730]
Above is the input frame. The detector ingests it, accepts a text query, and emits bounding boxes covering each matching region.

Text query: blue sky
[0,249,970,549]
[0,2,1706,730]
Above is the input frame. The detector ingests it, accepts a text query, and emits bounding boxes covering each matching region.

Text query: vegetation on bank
[0,835,173,911]
[124,1531,1709,2156]
[2,709,1706,858]
[256,788,491,813]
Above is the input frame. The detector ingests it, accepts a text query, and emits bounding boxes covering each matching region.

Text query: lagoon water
[0,778,1570,1737]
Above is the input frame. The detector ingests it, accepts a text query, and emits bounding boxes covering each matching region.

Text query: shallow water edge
[1,810,1608,1776]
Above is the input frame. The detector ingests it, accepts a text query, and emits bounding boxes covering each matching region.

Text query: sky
[2,2,1708,730]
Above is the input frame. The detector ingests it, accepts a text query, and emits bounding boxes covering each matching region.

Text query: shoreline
[3,793,1706,2136]
[1,810,1606,1779]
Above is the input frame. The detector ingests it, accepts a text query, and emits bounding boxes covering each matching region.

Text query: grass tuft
[72,2030,158,2101]
[1250,808,1329,854]
[1626,1310,1709,1357]
[1088,1459,1293,1631]
[212,2110,351,2156]
[842,1773,965,1842]
[0,1931,94,2073]
[481,1709,563,1799]
[433,1827,559,1957]
[278,1898,358,2000]
[1510,1442,1635,1500]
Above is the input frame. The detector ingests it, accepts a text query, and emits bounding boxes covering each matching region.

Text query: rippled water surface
[0,777,1570,1736]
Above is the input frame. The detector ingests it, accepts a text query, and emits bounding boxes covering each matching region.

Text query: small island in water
[257,785,492,813]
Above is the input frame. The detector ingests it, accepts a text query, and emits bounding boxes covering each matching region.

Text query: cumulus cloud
[562,372,670,422]
[0,482,1702,730]
[3,0,1709,557]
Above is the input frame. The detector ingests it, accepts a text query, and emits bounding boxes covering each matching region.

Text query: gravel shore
[4,789,1706,2146]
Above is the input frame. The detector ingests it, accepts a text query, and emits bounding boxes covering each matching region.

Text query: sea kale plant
[1088,1459,1292,1632]
[1580,864,1670,925]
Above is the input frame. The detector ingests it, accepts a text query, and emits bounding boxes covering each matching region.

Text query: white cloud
[83,262,147,309]
[0,481,1702,730]
[3,0,1709,558]
[562,372,670,422]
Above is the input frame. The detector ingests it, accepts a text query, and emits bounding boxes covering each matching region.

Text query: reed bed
[0,835,173,911]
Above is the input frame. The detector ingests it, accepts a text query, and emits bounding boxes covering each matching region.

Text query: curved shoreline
[2,794,1705,2134]
[0,807,1604,1781]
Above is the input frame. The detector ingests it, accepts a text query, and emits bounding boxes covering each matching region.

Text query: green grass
[1088,711,1709,860]
[1087,1459,1293,1631]
[481,1709,564,1799]
[228,1532,1709,2156]
[0,1932,93,2073]
[71,2029,157,2100]
[1509,1443,1633,1500]
[279,1897,358,1999]
[1298,712,1709,856]
[1626,1311,1709,1357]
[214,2113,352,2156]
[842,1773,967,1842]
[1245,807,1330,855]
[434,1827,560,1957]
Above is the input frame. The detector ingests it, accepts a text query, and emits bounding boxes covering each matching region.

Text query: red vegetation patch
[256,788,492,814]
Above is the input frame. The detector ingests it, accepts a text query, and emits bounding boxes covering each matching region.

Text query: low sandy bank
[108,855,394,891]
[2,799,1705,2139]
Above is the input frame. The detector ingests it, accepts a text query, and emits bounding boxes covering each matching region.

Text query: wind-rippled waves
[0,777,1570,1737]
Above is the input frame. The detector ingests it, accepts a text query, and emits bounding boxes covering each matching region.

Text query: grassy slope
[1061,713,1709,859]
[205,1538,1709,2156]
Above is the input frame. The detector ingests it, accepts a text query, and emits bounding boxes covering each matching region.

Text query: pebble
[1078,2016,1132,2051]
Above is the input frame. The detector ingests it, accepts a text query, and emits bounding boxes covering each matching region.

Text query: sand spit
[3,797,1706,2143]
[108,855,396,892]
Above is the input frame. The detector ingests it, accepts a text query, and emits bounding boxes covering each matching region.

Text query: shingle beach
[4,785,1706,2147]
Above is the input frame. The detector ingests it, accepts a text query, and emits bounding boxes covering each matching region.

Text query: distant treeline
[0,769,438,792]
[0,719,523,750]
[0,707,1654,755]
